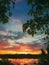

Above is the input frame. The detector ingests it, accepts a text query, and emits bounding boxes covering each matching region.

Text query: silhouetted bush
[36,43,49,65]
[0,59,14,65]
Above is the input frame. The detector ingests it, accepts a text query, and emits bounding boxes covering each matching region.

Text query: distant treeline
[0,54,48,59]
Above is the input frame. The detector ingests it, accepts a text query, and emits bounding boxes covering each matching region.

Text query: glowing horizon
[0,42,42,55]
[0,50,41,55]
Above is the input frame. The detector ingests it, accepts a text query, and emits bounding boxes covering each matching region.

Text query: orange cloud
[0,40,42,55]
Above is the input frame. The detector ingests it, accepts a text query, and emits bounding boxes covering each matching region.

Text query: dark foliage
[0,0,15,23]
[0,54,41,59]
[36,43,49,65]
[0,59,14,65]
[23,0,49,36]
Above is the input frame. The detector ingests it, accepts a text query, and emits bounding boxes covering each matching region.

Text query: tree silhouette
[36,42,49,65]
[23,0,49,36]
[0,59,14,65]
[23,0,49,64]
[0,0,15,23]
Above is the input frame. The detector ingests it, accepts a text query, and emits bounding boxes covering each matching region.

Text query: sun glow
[0,50,41,55]
[21,52,27,54]
[16,51,41,55]
[0,44,42,55]
[0,50,17,54]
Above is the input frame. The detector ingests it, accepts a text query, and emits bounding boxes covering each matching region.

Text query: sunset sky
[0,0,48,54]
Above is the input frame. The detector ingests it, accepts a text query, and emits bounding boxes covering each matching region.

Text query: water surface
[9,58,38,65]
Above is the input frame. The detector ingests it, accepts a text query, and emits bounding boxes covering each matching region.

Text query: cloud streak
[0,40,42,54]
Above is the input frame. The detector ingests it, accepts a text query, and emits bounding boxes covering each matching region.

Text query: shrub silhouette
[36,43,49,65]
[0,59,14,65]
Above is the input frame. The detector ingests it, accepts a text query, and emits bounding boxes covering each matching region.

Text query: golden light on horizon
[0,50,17,54]
[0,43,42,55]
[0,50,41,55]
[15,51,42,55]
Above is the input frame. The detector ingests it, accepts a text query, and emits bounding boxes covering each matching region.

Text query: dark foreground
[0,54,48,59]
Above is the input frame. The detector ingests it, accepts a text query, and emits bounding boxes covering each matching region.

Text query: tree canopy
[36,43,49,65]
[0,0,15,24]
[23,0,49,36]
